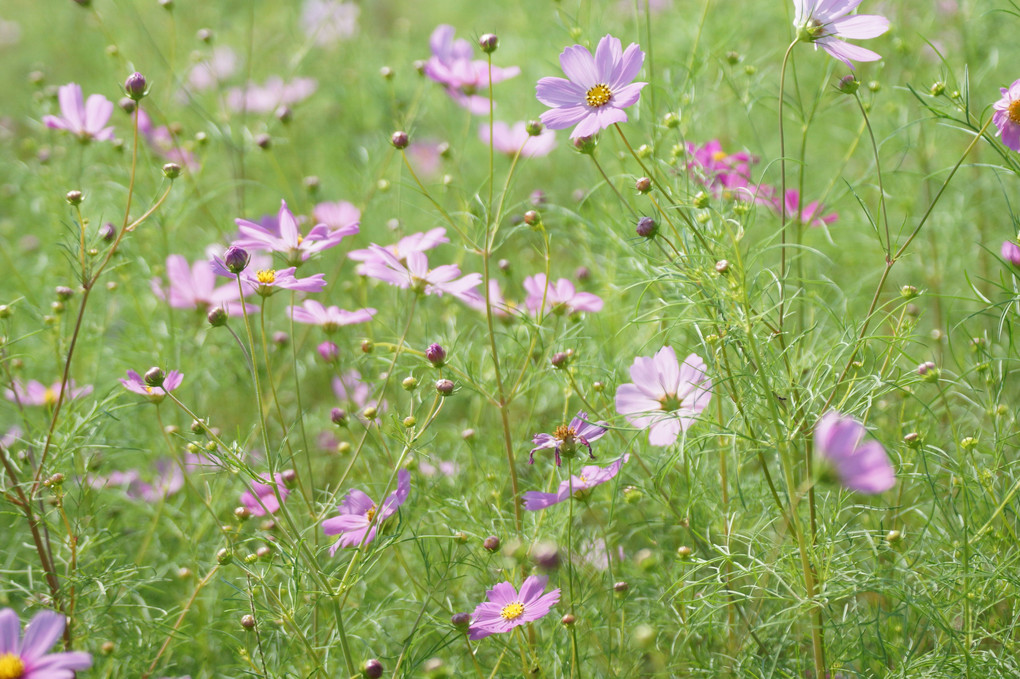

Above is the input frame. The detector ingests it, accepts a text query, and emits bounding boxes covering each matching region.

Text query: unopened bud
[401,376,418,391]
[207,307,228,327]
[124,72,147,101]
[483,535,500,552]
[426,343,446,367]
[240,614,256,630]
[451,612,471,628]
[715,260,730,274]
[478,33,499,53]
[223,246,250,274]
[635,176,652,193]
[98,222,117,242]
[361,339,374,353]
[837,74,860,95]
[331,408,348,427]
[636,216,657,238]
[435,379,454,396]
[561,614,576,626]
[234,506,251,520]
[255,133,271,150]
[523,210,540,226]
[525,120,544,136]
[65,190,83,205]
[363,659,383,679]
[162,162,181,179]
[391,130,409,149]
[144,366,165,387]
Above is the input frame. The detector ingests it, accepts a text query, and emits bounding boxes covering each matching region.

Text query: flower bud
[498,258,511,272]
[144,366,165,387]
[391,130,409,149]
[276,106,293,124]
[65,190,83,205]
[900,284,918,299]
[613,581,629,595]
[715,260,730,274]
[55,285,74,300]
[361,405,377,420]
[676,545,693,560]
[401,376,418,391]
[531,542,560,570]
[304,175,320,192]
[886,529,902,543]
[207,307,228,327]
[363,659,383,679]
[216,547,232,565]
[917,361,936,377]
[124,72,147,101]
[636,216,657,238]
[561,614,576,626]
[403,416,416,428]
[240,614,256,630]
[426,343,446,367]
[478,33,499,53]
[572,135,597,155]
[435,379,454,396]
[162,162,181,179]
[234,506,251,520]
[663,111,681,128]
[318,341,340,363]
[255,133,271,150]
[272,331,289,347]
[223,246,250,274]
[256,545,272,559]
[483,535,500,552]
[693,191,710,209]
[451,612,471,628]
[361,339,374,353]
[523,210,540,226]
[525,119,544,136]
[635,176,652,193]
[837,74,860,95]
[281,469,297,485]
[331,408,348,427]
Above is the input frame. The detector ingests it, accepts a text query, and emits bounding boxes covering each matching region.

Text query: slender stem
[777,40,798,339]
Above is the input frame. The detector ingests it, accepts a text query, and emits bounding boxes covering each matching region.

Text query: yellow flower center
[0,653,25,679]
[579,475,589,485]
[144,385,153,393]
[711,150,728,162]
[553,425,577,442]
[296,234,304,245]
[256,269,277,284]
[1009,99,1020,125]
[365,505,377,522]
[585,83,612,108]
[43,388,57,406]
[500,601,525,620]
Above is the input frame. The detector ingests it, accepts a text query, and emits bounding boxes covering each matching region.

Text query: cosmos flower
[151,254,251,316]
[685,140,756,199]
[43,82,114,142]
[479,121,556,158]
[464,280,517,318]
[530,411,608,466]
[536,34,646,139]
[301,0,359,46]
[87,458,188,503]
[119,369,183,403]
[289,300,376,331]
[225,76,317,114]
[424,24,520,114]
[1001,240,1020,266]
[762,187,838,227]
[348,228,448,273]
[4,379,92,407]
[467,575,560,640]
[793,0,890,68]
[814,411,895,493]
[0,608,92,678]
[185,46,238,92]
[312,200,360,231]
[240,472,291,516]
[523,455,628,510]
[523,274,603,316]
[136,109,199,170]
[993,79,1020,153]
[234,200,357,265]
[322,469,410,554]
[212,257,326,297]
[358,246,482,303]
[332,369,387,421]
[614,347,712,447]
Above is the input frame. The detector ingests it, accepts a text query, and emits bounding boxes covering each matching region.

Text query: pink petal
[559,44,599,88]
[829,14,890,40]
[536,77,586,108]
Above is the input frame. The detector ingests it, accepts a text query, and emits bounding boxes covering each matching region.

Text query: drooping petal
[818,37,882,68]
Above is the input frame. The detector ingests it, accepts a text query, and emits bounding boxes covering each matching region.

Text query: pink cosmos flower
[119,369,183,403]
[425,25,520,114]
[43,83,114,142]
[523,274,603,316]
[467,575,560,640]
[530,411,608,466]
[419,458,460,477]
[993,79,1020,153]
[87,457,192,502]
[0,608,92,678]
[301,0,359,46]
[814,411,894,493]
[793,0,890,68]
[686,140,757,199]
[151,254,250,316]
[225,77,317,114]
[186,46,238,92]
[288,299,376,330]
[762,187,838,227]
[234,200,357,265]
[479,121,556,158]
[312,200,360,231]
[212,257,326,297]
[615,347,712,447]
[1002,240,1020,266]
[322,469,410,554]
[332,369,387,420]
[465,280,517,318]
[536,34,647,139]
[5,379,92,407]
[240,472,292,516]
[136,109,199,170]
[523,455,627,510]
[348,228,448,274]
[359,246,482,303]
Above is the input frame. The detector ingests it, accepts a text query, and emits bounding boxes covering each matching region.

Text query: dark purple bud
[426,343,446,367]
[435,379,454,396]
[635,177,652,193]
[478,33,499,53]
[124,72,147,101]
[223,246,250,274]
[572,135,596,155]
[207,307,228,327]
[550,351,569,369]
[144,366,165,388]
[55,286,74,301]
[451,612,471,628]
[363,659,383,679]
[331,408,348,427]
[636,216,657,238]
[483,536,500,552]
[391,130,409,149]
[525,120,544,137]
[361,339,374,353]
[99,222,117,242]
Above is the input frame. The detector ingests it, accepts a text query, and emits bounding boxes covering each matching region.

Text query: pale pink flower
[301,0,359,46]
[523,273,603,316]
[151,254,249,315]
[43,83,114,142]
[793,0,890,68]
[288,299,376,330]
[240,472,291,516]
[814,411,895,493]
[5,379,92,407]
[359,246,482,303]
[479,121,556,158]
[993,79,1020,153]
[226,77,317,114]
[322,470,410,554]
[425,25,520,114]
[348,228,448,273]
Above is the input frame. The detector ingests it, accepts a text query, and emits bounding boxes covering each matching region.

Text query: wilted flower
[5,379,92,407]
[524,455,628,510]
[120,369,183,403]
[43,82,115,142]
[814,411,895,493]
[993,79,1020,153]
[615,347,712,446]
[288,299,376,331]
[240,472,291,516]
[0,608,92,677]
[793,0,890,68]
[467,575,561,640]
[322,469,410,554]
[536,34,646,139]
[424,24,520,114]
[530,411,608,466]
[479,121,556,158]
[523,273,603,316]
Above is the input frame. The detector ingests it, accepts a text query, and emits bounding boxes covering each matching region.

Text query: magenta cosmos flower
[615,347,712,447]
[359,246,482,303]
[240,472,292,516]
[993,79,1020,153]
[1002,240,1020,266]
[530,411,608,466]
[686,140,757,199]
[4,379,92,407]
[322,469,410,554]
[288,299,376,331]
[234,200,358,265]
[0,608,92,678]
[793,0,890,68]
[814,411,894,493]
[425,25,520,114]
[119,369,183,403]
[524,454,627,510]
[479,121,556,158]
[523,273,603,316]
[467,575,560,640]
[536,34,646,139]
[151,254,250,316]
[763,188,838,227]
[43,82,114,142]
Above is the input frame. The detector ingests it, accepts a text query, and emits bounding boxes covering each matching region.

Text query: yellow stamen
[365,505,377,522]
[579,475,589,484]
[585,83,612,108]
[711,150,728,162]
[1009,99,1020,125]
[500,601,525,620]
[256,269,277,284]
[553,425,577,441]
[43,388,57,407]
[296,234,304,245]
[0,653,25,679]
[145,386,153,393]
